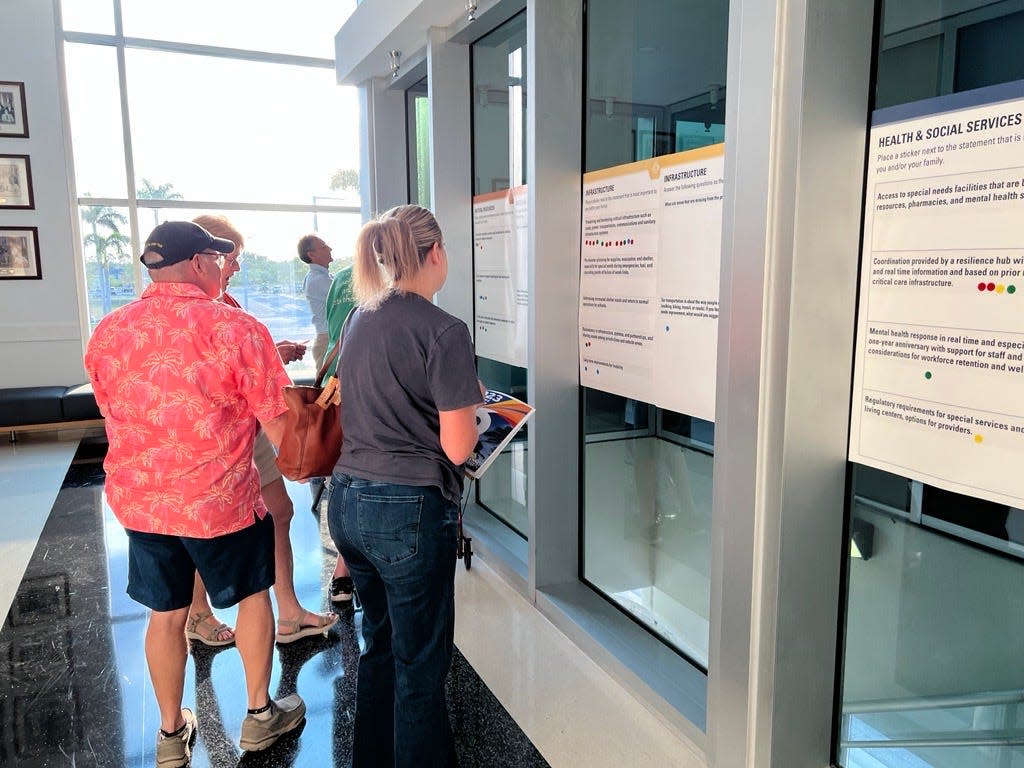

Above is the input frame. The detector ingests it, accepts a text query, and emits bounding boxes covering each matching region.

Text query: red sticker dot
[987,282,996,291]
[978,282,987,291]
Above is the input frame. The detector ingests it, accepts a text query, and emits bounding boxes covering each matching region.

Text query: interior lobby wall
[0,1,86,388]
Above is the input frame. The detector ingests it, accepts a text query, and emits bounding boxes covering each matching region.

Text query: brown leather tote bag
[275,309,353,481]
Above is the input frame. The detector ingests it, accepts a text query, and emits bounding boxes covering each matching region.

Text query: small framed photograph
[0,81,28,138]
[0,154,33,209]
[0,226,42,280]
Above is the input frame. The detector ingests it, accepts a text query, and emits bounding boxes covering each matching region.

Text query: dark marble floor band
[0,442,550,767]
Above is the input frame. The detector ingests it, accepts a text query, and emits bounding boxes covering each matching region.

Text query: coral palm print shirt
[85,282,290,537]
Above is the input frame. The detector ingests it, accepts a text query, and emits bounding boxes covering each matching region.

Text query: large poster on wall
[849,80,1024,507]
[473,185,528,368]
[578,144,724,421]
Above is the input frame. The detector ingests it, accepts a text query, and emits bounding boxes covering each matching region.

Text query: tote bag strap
[314,305,357,387]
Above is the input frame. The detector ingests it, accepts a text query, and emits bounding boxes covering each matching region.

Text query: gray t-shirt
[334,292,481,504]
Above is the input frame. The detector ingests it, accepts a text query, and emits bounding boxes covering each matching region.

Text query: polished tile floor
[0,436,704,768]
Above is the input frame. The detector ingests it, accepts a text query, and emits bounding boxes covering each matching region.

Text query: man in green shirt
[313,261,355,602]
[323,263,355,378]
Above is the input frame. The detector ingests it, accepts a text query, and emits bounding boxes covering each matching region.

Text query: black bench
[1,384,104,441]
[1,374,320,442]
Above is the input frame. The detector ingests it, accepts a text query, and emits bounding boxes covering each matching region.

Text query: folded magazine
[465,390,535,480]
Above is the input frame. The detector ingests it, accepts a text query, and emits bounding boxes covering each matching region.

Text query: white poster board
[579,145,724,421]
[849,81,1024,507]
[473,185,528,368]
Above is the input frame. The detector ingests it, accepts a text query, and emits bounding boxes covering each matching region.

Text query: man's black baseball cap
[141,221,234,268]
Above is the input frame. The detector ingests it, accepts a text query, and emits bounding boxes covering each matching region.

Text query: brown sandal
[185,610,235,647]
[275,611,338,645]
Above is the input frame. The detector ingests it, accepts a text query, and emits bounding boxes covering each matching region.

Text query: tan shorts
[252,429,282,488]
[312,333,329,370]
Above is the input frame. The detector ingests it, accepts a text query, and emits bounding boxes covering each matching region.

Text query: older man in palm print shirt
[85,221,305,766]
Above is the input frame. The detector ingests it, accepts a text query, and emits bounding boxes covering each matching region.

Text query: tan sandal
[275,610,338,645]
[185,610,235,647]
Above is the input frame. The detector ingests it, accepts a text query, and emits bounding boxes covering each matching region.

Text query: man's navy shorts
[125,512,276,611]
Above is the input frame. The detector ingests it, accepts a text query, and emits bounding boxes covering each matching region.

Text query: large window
[838,2,1024,767]
[61,1,361,376]
[581,0,727,667]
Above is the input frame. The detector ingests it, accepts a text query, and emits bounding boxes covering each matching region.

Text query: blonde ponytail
[352,205,444,309]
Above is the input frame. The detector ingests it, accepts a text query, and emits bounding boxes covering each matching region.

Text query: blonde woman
[327,205,482,767]
[186,215,338,645]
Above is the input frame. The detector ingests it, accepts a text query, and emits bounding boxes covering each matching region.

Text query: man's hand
[276,340,307,364]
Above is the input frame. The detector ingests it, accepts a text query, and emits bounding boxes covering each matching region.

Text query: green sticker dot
[1008,285,1016,294]
[925,371,932,379]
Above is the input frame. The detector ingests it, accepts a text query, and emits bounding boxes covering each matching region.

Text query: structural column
[526,0,582,592]
[708,0,874,766]
[427,27,473,328]
[359,76,408,220]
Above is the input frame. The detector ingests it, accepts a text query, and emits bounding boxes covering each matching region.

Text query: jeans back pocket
[356,492,424,565]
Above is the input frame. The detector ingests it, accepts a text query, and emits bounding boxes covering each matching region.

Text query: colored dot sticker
[924,371,932,379]
[987,282,996,291]
[978,282,987,291]
[997,284,1006,294]
[1009,285,1017,294]
[974,434,984,444]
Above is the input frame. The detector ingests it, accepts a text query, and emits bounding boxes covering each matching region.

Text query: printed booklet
[465,390,535,480]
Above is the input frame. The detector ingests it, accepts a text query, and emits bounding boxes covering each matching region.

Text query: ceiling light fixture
[467,1,478,22]
[388,50,402,79]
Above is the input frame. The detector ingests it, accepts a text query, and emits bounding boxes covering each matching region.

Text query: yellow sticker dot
[974,434,984,444]
[997,284,1006,294]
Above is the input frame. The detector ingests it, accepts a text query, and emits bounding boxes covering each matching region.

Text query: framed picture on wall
[0,154,33,209]
[0,81,28,138]
[0,226,41,280]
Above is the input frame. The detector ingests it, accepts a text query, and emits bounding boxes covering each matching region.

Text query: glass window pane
[471,12,530,536]
[406,78,431,207]
[584,438,712,665]
[921,485,1024,552]
[120,0,355,59]
[581,0,727,664]
[585,390,651,435]
[585,0,727,172]
[955,9,1024,92]
[472,12,527,194]
[64,43,129,199]
[476,358,528,536]
[839,505,1024,768]
[125,49,361,206]
[851,464,911,512]
[79,205,135,331]
[876,36,942,109]
[147,207,363,379]
[60,0,115,35]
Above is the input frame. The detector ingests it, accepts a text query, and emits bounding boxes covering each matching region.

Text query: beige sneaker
[156,708,197,767]
[239,694,306,751]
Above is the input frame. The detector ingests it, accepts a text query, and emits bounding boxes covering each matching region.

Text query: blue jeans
[328,473,459,768]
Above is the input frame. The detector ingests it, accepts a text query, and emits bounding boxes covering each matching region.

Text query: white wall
[0,1,85,388]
